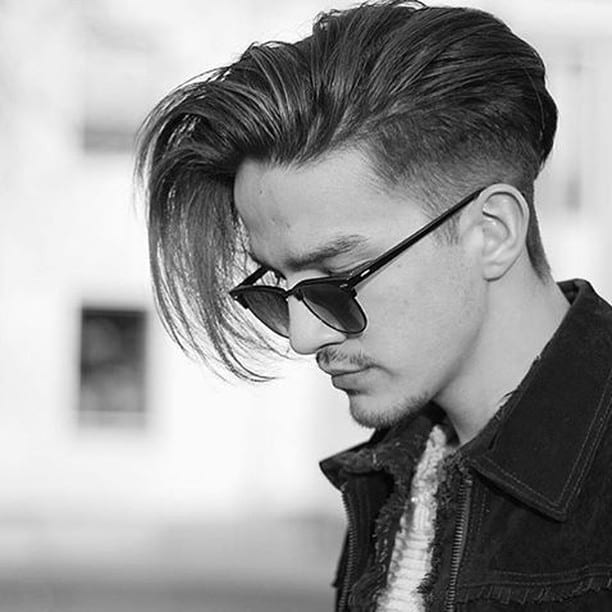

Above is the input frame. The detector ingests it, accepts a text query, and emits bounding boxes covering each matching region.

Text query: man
[136,1,612,609]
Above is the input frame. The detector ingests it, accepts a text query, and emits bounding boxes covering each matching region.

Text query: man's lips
[318,363,371,389]
[317,352,372,386]
[329,367,370,390]
[318,364,366,377]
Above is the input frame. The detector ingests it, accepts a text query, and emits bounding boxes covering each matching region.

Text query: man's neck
[437,272,570,446]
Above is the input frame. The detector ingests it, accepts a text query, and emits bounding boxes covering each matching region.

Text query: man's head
[136,1,558,423]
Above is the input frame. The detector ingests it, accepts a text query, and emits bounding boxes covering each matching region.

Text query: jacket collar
[465,279,612,521]
[320,404,444,491]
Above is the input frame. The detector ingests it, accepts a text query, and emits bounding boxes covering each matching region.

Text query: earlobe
[478,185,529,281]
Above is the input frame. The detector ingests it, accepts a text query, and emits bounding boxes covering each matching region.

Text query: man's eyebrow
[248,234,371,272]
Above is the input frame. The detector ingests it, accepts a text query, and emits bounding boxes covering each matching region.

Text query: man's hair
[136,0,558,381]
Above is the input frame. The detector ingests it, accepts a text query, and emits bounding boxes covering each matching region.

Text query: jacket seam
[460,563,612,584]
[564,368,612,500]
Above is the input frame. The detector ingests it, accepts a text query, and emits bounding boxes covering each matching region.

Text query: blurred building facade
[0,0,611,608]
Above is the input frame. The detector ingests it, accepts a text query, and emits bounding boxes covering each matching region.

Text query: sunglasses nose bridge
[286,284,305,303]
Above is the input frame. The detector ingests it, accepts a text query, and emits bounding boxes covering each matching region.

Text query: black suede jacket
[320,279,612,611]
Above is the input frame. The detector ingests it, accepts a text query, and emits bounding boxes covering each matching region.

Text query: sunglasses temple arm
[346,188,484,287]
[236,266,268,288]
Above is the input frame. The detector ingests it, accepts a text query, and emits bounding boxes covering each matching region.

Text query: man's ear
[475,184,529,281]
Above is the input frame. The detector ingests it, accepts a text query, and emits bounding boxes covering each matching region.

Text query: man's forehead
[247,232,373,272]
[233,150,427,272]
[233,150,389,220]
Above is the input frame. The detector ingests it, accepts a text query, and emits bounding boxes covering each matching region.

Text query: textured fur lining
[326,417,433,609]
[419,451,464,608]
[349,427,432,609]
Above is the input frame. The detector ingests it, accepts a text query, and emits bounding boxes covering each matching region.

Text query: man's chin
[346,390,431,430]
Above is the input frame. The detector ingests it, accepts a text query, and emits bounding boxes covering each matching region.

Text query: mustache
[316,347,372,370]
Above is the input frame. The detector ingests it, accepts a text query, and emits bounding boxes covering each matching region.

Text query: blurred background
[0,0,611,610]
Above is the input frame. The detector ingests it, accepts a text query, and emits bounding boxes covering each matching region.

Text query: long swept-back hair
[135,0,557,381]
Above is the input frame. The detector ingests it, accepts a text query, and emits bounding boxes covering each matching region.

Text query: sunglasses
[230,187,484,338]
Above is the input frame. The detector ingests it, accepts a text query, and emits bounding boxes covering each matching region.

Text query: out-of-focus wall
[0,0,611,608]
[0,4,362,606]
[495,0,612,298]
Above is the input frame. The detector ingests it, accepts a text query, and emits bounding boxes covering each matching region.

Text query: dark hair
[136,0,558,380]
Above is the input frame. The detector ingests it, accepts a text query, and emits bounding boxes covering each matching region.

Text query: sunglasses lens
[301,284,366,334]
[238,289,290,337]
[233,283,366,337]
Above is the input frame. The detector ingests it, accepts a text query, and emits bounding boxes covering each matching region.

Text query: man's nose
[287,297,346,355]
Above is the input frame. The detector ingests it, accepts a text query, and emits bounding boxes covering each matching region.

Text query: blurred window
[78,307,147,427]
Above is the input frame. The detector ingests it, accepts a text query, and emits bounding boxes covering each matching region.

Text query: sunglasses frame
[230,187,485,337]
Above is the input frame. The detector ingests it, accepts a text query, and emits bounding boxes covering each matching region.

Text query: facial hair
[316,346,372,371]
[347,388,433,429]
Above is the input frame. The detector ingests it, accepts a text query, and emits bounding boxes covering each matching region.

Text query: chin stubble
[348,389,432,429]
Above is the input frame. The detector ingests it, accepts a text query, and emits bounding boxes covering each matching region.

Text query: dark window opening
[78,307,147,428]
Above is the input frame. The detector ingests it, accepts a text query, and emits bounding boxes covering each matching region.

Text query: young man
[136,1,612,609]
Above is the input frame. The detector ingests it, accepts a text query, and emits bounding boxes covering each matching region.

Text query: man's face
[234,150,487,428]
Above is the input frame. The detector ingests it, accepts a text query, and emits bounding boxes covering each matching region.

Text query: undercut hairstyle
[136,0,558,380]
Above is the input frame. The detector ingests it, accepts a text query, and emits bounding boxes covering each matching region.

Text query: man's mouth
[319,365,365,377]
[326,367,371,390]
